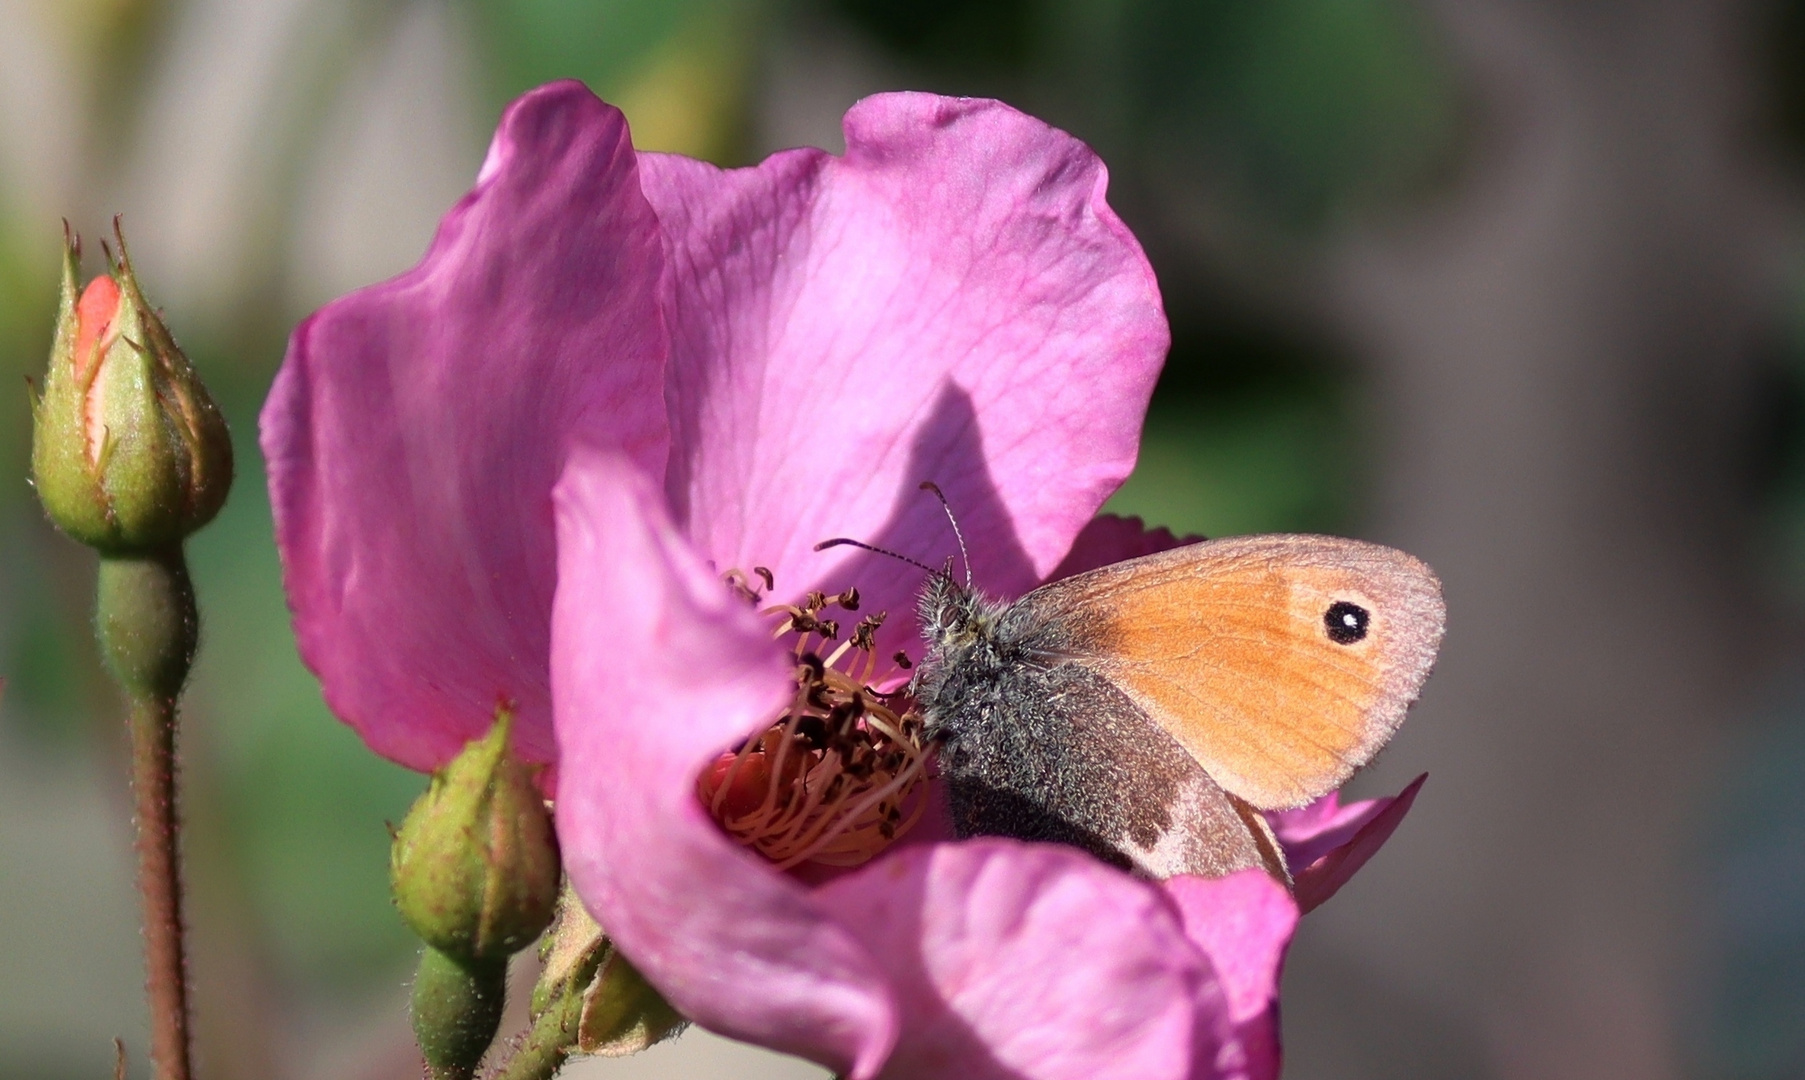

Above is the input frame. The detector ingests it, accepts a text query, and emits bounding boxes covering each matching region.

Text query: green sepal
[480,887,686,1080]
[577,950,686,1057]
[30,230,111,544]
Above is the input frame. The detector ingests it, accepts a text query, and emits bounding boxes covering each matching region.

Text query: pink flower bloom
[264,81,1423,1079]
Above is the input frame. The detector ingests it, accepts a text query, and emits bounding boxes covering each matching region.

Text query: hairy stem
[97,548,197,1080]
[129,692,190,1080]
[486,976,586,1080]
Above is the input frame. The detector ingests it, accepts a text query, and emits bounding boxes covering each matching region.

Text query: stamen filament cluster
[699,572,929,871]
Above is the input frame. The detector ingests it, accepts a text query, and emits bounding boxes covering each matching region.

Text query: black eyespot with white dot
[1325,601,1369,645]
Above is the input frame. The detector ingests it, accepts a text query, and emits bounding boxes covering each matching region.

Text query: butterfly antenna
[814,537,938,575]
[918,481,970,587]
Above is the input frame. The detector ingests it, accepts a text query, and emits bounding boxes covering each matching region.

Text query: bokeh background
[3,1,1804,1077]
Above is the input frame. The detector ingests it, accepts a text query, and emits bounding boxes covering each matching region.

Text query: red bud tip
[73,274,121,381]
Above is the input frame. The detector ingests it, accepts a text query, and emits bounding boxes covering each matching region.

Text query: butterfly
[907,531,1445,882]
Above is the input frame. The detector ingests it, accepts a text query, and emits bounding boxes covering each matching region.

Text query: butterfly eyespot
[1324,600,1370,644]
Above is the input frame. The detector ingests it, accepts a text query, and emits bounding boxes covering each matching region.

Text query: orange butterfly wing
[1025,534,1445,810]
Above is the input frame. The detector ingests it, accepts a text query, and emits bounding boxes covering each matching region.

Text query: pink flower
[264,81,1423,1079]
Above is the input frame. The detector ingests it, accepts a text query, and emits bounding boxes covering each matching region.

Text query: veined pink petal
[1268,774,1426,914]
[644,93,1168,644]
[1164,872,1297,1080]
[262,81,668,770]
[1047,513,1203,581]
[815,839,1218,1080]
[550,447,898,1076]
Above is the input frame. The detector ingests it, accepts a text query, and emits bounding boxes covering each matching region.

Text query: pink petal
[1271,775,1426,914]
[815,839,1221,1080]
[1164,872,1298,1080]
[643,93,1168,646]
[262,81,668,770]
[1047,513,1204,582]
[550,447,898,1076]
[1265,794,1364,867]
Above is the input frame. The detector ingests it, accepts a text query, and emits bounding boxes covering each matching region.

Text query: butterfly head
[917,565,1010,656]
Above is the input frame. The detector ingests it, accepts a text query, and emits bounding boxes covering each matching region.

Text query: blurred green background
[2,1,1803,1078]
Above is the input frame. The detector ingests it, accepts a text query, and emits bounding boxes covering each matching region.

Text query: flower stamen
[700,570,930,870]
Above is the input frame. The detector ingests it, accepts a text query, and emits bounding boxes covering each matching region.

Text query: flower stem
[129,692,191,1080]
[96,548,198,1080]
[480,901,606,1080]
[485,969,587,1080]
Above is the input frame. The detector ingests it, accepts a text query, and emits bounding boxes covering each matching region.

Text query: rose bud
[30,220,232,554]
[390,707,561,962]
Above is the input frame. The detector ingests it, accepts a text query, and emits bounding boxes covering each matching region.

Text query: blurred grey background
[3,1,1804,1078]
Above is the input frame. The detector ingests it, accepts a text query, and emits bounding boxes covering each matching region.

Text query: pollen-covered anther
[722,566,775,605]
[698,575,928,870]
